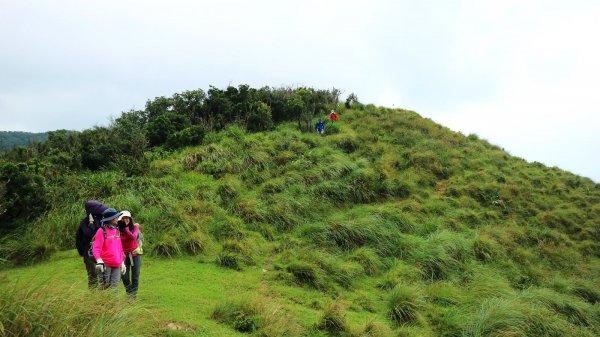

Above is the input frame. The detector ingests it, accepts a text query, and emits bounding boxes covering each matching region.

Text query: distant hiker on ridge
[329,110,339,123]
[75,200,108,288]
[316,118,325,135]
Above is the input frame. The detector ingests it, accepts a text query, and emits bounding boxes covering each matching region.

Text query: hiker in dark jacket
[76,200,108,288]
[316,119,325,135]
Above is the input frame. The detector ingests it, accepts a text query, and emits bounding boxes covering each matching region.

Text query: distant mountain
[0,131,48,151]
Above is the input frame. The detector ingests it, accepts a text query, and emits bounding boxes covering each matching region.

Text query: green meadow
[1,97,599,336]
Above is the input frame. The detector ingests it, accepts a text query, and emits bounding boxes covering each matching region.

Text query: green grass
[1,106,599,336]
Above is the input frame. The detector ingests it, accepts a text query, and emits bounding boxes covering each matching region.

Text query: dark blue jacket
[76,200,108,256]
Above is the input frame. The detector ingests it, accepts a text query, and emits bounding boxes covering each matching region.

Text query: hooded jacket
[92,225,124,267]
[121,223,140,254]
[77,200,108,256]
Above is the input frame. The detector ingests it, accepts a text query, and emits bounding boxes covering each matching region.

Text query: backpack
[75,226,86,256]
[87,227,107,258]
[132,231,144,255]
[76,213,95,257]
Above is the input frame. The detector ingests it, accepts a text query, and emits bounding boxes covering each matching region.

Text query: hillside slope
[0,131,48,151]
[1,106,599,337]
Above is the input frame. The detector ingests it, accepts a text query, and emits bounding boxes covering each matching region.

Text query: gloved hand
[95,258,105,274]
[121,262,126,275]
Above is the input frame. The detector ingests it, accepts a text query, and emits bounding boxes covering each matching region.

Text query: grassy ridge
[1,105,599,336]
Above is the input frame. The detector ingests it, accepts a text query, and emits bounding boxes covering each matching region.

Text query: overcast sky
[1,0,598,181]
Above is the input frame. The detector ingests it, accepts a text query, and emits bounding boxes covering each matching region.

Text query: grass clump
[211,298,259,333]
[352,320,392,337]
[211,297,301,336]
[462,297,578,337]
[215,252,243,270]
[473,233,503,262]
[570,280,600,304]
[0,282,145,336]
[182,230,207,255]
[286,260,320,288]
[316,300,350,336]
[351,247,386,276]
[387,284,426,326]
[152,232,182,258]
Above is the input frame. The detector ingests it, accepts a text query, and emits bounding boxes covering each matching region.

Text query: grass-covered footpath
[1,105,599,336]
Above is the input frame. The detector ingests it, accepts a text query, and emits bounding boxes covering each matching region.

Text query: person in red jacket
[118,210,142,298]
[329,110,339,123]
[93,208,126,290]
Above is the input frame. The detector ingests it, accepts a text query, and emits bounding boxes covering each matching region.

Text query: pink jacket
[92,226,124,267]
[121,223,140,254]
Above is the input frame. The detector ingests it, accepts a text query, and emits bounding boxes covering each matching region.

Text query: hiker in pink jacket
[118,210,142,298]
[93,208,126,289]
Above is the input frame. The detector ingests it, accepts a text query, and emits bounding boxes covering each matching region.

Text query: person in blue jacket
[75,200,108,288]
[316,119,325,135]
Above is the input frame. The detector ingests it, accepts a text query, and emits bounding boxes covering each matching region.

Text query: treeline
[0,131,49,151]
[0,85,351,225]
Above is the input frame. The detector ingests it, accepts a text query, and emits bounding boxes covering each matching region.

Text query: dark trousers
[122,254,141,297]
[84,255,100,289]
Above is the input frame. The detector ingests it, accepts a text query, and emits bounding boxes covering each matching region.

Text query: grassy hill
[1,105,599,337]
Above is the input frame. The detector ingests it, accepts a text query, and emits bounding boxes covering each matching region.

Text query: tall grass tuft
[350,247,386,276]
[0,282,146,336]
[286,260,320,288]
[461,296,590,337]
[352,319,392,337]
[152,232,182,257]
[387,284,426,326]
[211,297,301,336]
[211,298,258,333]
[316,300,349,336]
